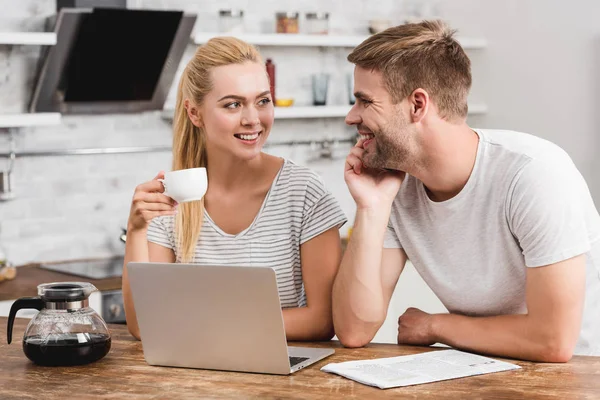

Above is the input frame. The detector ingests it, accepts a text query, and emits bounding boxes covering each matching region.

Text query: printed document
[321,349,521,389]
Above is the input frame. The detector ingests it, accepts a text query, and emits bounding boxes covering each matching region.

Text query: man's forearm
[333,208,390,345]
[432,313,577,362]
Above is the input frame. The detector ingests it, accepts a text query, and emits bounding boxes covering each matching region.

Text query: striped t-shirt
[147,159,347,308]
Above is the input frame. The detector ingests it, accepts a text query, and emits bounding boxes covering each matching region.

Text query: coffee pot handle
[7,297,45,344]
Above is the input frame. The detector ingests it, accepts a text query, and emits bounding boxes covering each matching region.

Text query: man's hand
[344,140,404,210]
[397,307,437,346]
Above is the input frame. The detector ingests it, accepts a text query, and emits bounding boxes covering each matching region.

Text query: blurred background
[0,0,598,342]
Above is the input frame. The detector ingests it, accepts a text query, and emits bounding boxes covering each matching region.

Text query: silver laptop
[127,262,334,375]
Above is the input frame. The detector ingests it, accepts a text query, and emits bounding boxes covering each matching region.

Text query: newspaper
[321,349,521,389]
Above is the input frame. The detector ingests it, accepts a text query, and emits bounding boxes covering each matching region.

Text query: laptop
[127,262,334,375]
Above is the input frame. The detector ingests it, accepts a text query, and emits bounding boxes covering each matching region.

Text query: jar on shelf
[276,12,299,34]
[305,12,329,35]
[219,9,245,34]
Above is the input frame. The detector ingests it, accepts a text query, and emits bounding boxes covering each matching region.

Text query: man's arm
[429,255,585,362]
[334,139,406,347]
[332,207,408,347]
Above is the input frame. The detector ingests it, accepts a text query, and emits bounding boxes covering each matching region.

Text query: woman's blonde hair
[172,37,262,262]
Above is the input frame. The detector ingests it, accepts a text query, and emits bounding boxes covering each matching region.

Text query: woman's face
[198,61,274,161]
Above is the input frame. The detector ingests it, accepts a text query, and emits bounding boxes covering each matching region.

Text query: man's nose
[345,103,361,126]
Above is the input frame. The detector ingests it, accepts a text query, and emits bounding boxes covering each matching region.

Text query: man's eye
[225,102,240,109]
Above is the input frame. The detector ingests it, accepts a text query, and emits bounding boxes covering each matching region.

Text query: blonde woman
[122,37,347,341]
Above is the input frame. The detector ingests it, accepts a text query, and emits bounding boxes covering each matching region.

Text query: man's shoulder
[477,129,579,191]
[478,129,570,164]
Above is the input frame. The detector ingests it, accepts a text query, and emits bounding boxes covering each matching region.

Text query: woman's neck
[205,151,269,192]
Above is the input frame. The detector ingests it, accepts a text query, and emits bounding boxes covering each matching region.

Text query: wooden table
[1,318,599,399]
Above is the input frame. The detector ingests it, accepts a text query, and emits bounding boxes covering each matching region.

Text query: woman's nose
[241,106,260,126]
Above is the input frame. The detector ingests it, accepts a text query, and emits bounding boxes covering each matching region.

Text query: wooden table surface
[1,318,599,399]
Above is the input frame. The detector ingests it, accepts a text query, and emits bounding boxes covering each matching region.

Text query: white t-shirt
[384,129,600,355]
[147,159,347,308]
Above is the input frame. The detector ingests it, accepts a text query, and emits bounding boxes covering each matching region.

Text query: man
[333,20,600,362]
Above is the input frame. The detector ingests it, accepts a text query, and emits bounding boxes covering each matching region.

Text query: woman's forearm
[122,228,150,340]
[282,306,334,341]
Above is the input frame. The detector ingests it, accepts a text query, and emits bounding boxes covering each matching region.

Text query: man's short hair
[348,20,472,120]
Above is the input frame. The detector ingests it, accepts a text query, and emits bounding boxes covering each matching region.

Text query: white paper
[321,349,521,389]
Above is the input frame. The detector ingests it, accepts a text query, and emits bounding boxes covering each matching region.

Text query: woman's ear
[184,99,203,128]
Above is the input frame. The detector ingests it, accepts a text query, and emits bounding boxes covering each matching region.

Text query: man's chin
[363,155,387,170]
[364,157,404,173]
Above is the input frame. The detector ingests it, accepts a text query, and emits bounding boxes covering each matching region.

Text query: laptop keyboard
[289,356,310,367]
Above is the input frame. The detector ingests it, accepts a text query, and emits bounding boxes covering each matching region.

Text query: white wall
[1,0,599,342]
[442,0,600,200]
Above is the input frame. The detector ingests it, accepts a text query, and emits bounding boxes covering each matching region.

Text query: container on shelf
[311,73,330,106]
[219,9,245,34]
[276,12,299,34]
[275,98,294,107]
[305,12,329,35]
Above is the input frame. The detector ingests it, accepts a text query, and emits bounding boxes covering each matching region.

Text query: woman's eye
[225,102,240,109]
[258,98,272,106]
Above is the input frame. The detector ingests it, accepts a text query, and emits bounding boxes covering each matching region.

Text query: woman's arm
[122,173,177,340]
[282,227,342,341]
[123,239,175,340]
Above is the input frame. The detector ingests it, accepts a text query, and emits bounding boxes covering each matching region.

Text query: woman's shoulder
[148,214,176,232]
[277,159,327,192]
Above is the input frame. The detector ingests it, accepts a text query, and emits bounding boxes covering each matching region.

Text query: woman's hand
[127,171,178,233]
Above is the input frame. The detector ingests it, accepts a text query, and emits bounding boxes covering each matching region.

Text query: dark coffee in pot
[23,333,111,366]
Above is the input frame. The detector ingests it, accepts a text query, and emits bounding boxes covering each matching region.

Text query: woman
[122,37,347,341]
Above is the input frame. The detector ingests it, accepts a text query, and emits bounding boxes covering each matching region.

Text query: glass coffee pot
[6,282,111,366]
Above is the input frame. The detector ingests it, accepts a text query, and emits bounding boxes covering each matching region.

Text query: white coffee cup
[158,168,208,203]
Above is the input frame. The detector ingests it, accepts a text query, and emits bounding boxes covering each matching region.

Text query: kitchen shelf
[275,106,359,119]
[0,113,62,128]
[162,104,487,121]
[193,33,487,49]
[0,32,57,46]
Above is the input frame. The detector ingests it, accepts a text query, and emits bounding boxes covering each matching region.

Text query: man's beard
[362,115,411,171]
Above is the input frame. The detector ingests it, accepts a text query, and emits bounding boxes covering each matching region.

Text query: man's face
[345,66,415,171]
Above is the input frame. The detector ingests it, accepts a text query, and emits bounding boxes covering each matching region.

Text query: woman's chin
[235,147,264,161]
